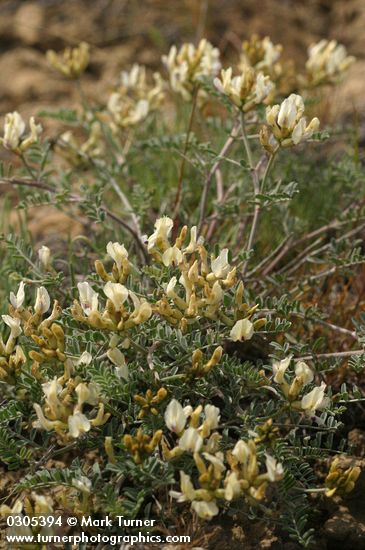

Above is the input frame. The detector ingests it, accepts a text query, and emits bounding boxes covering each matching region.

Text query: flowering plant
[0,34,363,548]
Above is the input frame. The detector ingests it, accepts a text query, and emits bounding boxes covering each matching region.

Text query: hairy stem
[240,110,278,275]
[197,120,240,236]
[173,87,199,222]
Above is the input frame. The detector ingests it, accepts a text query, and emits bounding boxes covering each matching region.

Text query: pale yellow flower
[9,281,25,310]
[164,399,187,434]
[230,319,254,342]
[77,282,98,317]
[191,500,219,519]
[1,112,42,153]
[104,282,129,311]
[301,382,330,416]
[178,427,203,453]
[306,39,355,86]
[47,42,90,79]
[34,286,51,315]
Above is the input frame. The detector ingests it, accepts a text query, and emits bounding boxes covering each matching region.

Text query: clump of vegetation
[0,34,363,548]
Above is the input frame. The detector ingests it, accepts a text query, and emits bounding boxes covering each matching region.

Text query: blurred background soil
[0,0,364,121]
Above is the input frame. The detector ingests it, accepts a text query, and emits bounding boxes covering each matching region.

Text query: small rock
[14,2,44,45]
[324,504,365,549]
[348,429,365,457]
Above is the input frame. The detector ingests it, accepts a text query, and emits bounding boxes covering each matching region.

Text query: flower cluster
[134,387,168,419]
[72,240,152,331]
[0,492,55,539]
[260,93,320,151]
[47,41,90,79]
[33,372,110,443]
[123,429,163,464]
[148,217,263,337]
[325,457,361,497]
[304,39,355,87]
[272,356,330,417]
[1,282,110,443]
[0,111,42,154]
[240,34,283,80]
[165,399,283,518]
[1,282,58,383]
[214,66,274,111]
[162,39,221,100]
[107,64,165,129]
[56,121,105,166]
[0,313,26,384]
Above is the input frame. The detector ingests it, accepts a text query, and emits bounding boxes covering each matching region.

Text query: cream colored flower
[1,112,42,153]
[76,351,93,366]
[214,67,273,111]
[130,301,152,325]
[232,440,251,464]
[9,281,25,310]
[32,493,54,514]
[162,245,183,267]
[47,42,90,79]
[68,411,91,438]
[179,427,203,453]
[191,500,219,519]
[169,471,196,502]
[166,276,178,298]
[42,378,64,419]
[75,382,99,408]
[77,282,98,316]
[1,111,25,150]
[33,404,58,431]
[72,476,92,494]
[265,454,284,482]
[107,347,129,380]
[147,216,174,252]
[108,93,150,128]
[203,404,220,431]
[306,39,355,86]
[263,93,319,149]
[202,452,226,473]
[38,245,51,270]
[34,286,51,315]
[104,282,129,311]
[272,356,292,384]
[162,39,221,100]
[120,64,148,92]
[240,35,283,78]
[2,315,22,338]
[295,361,314,386]
[301,382,330,416]
[187,261,199,283]
[118,64,165,103]
[184,226,204,253]
[230,318,254,342]
[210,249,230,279]
[108,65,164,130]
[106,241,128,269]
[207,281,224,306]
[224,471,241,501]
[164,399,187,433]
